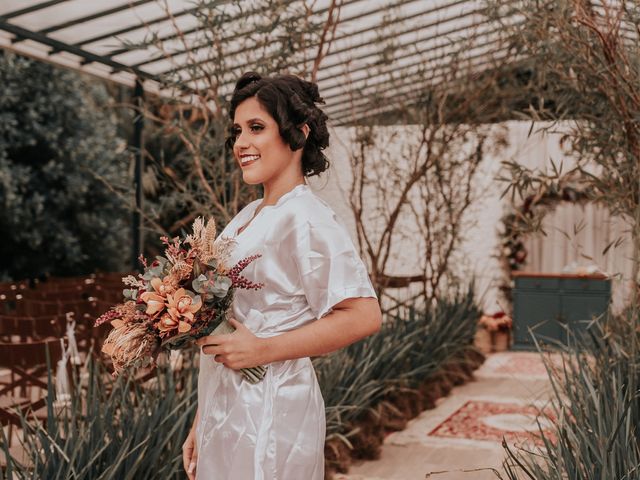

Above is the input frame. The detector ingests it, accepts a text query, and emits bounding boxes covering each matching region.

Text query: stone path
[336,351,557,480]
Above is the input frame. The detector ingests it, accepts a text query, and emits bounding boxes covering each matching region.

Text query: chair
[0,337,67,444]
[95,271,134,282]
[0,283,29,314]
[19,286,97,302]
[0,313,68,342]
[11,298,103,317]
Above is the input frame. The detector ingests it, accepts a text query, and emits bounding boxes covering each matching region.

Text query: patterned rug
[428,400,556,444]
[480,352,562,379]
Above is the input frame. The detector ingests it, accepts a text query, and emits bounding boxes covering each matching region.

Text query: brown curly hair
[225,71,330,177]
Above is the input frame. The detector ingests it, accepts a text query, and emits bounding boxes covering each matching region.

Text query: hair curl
[225,71,330,177]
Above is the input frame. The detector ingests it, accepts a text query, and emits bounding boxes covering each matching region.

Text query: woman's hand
[182,427,198,480]
[195,318,267,369]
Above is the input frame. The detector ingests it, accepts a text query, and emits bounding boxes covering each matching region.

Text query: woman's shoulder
[281,186,341,225]
[273,186,352,245]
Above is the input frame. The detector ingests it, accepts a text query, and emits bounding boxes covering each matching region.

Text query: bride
[182,71,382,480]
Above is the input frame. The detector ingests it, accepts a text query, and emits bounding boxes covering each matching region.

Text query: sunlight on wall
[309,121,632,314]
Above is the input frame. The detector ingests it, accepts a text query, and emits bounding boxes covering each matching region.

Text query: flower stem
[209,318,267,383]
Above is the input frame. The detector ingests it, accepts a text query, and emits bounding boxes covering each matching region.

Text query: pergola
[0,0,512,124]
[0,0,509,266]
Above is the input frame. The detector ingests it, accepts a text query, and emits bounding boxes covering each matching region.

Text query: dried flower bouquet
[95,217,266,383]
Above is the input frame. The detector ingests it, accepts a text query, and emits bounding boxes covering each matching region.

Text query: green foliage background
[0,52,132,280]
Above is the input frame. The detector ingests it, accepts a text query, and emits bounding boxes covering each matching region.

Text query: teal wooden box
[512,273,611,349]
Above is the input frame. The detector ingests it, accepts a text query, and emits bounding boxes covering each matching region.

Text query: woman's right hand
[182,427,198,480]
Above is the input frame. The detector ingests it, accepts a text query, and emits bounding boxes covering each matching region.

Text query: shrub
[499,305,640,480]
[316,281,480,441]
[0,52,131,280]
[1,351,197,479]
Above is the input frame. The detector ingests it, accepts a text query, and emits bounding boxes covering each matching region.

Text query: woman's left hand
[195,318,266,370]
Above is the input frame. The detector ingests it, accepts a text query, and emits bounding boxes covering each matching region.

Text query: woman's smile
[240,154,261,166]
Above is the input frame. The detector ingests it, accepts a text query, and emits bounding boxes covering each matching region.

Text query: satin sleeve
[291,218,377,319]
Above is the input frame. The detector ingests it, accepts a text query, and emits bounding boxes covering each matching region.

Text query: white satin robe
[195,182,377,480]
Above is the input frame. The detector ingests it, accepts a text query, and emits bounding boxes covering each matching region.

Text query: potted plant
[478,312,513,352]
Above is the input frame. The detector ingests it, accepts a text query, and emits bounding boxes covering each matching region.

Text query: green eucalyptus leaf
[212,276,232,298]
[123,288,138,301]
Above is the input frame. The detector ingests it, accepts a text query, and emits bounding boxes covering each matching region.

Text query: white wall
[308,120,633,314]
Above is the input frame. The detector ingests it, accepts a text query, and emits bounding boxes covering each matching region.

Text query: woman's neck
[261,174,306,206]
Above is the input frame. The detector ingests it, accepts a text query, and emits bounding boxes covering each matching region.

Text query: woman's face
[231,96,299,186]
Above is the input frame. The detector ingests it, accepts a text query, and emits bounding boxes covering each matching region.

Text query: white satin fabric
[195,182,377,480]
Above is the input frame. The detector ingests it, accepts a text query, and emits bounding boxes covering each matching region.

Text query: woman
[182,71,382,480]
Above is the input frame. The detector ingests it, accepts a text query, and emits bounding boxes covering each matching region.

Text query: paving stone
[340,352,555,480]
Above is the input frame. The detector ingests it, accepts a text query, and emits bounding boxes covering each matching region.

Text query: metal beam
[321,49,499,112]
[132,0,402,70]
[317,25,508,98]
[74,0,234,49]
[329,52,515,125]
[187,0,500,92]
[193,31,504,105]
[330,71,495,126]
[326,48,512,120]
[131,78,145,270]
[124,0,350,66]
[74,11,185,48]
[1,0,69,20]
[39,0,157,35]
[0,0,528,114]
[326,49,508,121]
[102,0,237,58]
[185,17,501,101]
[166,0,475,77]
[0,19,163,84]
[318,24,521,105]
[188,17,502,98]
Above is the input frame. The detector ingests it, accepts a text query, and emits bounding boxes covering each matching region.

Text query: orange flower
[157,312,192,334]
[140,277,178,317]
[140,291,166,316]
[166,288,202,332]
[149,276,177,297]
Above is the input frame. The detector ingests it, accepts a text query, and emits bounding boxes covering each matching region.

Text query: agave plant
[315,281,480,441]
[400,282,481,386]
[1,347,198,480]
[499,303,640,480]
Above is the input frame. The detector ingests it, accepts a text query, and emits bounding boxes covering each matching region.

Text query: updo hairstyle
[225,71,330,177]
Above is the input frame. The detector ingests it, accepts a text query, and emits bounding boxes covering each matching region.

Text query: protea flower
[101,319,159,376]
[95,215,267,383]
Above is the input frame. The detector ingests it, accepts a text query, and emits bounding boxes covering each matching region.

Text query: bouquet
[94,217,267,383]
